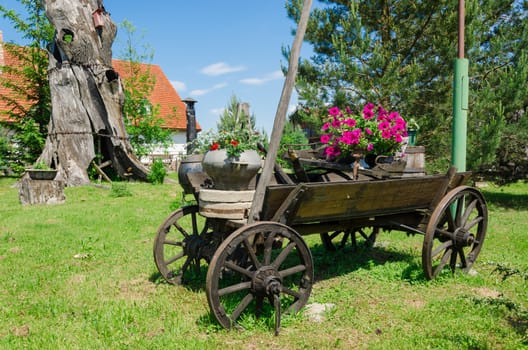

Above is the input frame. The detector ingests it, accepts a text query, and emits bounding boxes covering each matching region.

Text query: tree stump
[18,177,66,205]
[40,0,149,186]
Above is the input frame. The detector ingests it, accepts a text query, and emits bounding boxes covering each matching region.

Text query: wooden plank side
[291,176,448,224]
[261,185,296,220]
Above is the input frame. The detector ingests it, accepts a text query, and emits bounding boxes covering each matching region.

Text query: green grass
[0,177,527,349]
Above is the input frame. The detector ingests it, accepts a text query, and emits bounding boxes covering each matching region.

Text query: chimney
[0,30,4,68]
[182,97,198,154]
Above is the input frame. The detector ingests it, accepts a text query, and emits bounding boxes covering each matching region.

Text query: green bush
[148,158,166,184]
[109,182,132,197]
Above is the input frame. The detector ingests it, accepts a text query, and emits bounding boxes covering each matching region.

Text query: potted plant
[26,161,58,180]
[319,102,408,167]
[193,128,266,190]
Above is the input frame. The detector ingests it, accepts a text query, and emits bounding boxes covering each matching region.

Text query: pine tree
[286,0,528,180]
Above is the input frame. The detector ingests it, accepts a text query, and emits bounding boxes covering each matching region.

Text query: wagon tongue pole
[247,0,313,224]
[272,285,281,336]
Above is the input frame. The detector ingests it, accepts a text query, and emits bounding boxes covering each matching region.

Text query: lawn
[0,175,526,349]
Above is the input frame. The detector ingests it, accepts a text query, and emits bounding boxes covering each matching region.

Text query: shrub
[148,158,166,184]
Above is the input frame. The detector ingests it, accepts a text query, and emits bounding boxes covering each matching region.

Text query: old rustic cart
[152,0,487,334]
[153,162,487,334]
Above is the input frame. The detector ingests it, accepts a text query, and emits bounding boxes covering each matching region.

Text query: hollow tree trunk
[40,0,148,186]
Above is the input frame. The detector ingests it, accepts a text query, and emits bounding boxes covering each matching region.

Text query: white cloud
[239,70,284,85]
[210,107,225,117]
[200,62,246,76]
[170,80,186,92]
[190,82,228,97]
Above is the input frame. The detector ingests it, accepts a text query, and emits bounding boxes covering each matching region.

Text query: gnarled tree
[40,0,148,185]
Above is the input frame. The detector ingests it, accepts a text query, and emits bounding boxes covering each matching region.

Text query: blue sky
[0,1,314,135]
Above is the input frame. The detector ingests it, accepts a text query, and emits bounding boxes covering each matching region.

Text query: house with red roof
[0,30,199,164]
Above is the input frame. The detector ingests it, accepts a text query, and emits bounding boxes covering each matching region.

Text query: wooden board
[261,174,452,225]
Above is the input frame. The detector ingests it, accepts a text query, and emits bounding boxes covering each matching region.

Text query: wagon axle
[453,228,475,246]
[252,266,283,335]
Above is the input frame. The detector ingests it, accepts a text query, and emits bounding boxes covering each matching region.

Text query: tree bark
[18,178,66,205]
[40,0,148,186]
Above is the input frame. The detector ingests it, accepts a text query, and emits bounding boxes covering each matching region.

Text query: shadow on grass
[148,268,208,292]
[482,190,528,210]
[148,237,430,334]
[148,238,426,292]
[309,240,426,283]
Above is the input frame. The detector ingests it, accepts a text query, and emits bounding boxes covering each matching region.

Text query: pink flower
[322,122,330,131]
[391,124,404,132]
[394,116,406,127]
[381,130,392,139]
[328,106,341,117]
[324,146,341,157]
[344,118,356,127]
[332,119,341,128]
[367,143,374,151]
[394,134,403,143]
[378,106,389,119]
[320,134,331,144]
[389,112,400,120]
[363,107,375,120]
[378,121,390,130]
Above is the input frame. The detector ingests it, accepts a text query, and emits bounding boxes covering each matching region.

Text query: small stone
[304,303,336,323]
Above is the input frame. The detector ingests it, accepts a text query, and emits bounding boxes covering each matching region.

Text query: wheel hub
[252,266,282,297]
[453,228,475,246]
[183,235,206,260]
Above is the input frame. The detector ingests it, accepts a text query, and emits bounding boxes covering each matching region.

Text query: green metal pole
[452,58,468,171]
[452,0,468,172]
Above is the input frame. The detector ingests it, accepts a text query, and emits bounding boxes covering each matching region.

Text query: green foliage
[0,1,53,172]
[191,95,267,158]
[147,158,166,184]
[280,121,309,149]
[217,95,257,134]
[31,160,51,170]
[118,20,171,159]
[286,0,528,181]
[277,121,309,168]
[109,182,132,198]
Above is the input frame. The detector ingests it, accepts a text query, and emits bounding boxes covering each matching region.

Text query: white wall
[141,131,188,169]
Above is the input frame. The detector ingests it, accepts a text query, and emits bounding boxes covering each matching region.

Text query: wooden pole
[247,0,312,223]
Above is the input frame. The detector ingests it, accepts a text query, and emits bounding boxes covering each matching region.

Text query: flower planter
[202,150,261,191]
[177,154,204,195]
[26,169,58,181]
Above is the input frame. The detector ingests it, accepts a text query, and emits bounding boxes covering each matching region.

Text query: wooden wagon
[153,162,487,334]
[152,0,487,334]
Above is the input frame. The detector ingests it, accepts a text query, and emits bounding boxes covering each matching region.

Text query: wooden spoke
[320,227,379,251]
[218,281,252,297]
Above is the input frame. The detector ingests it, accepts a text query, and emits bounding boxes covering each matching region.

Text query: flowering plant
[320,102,408,161]
[189,128,266,158]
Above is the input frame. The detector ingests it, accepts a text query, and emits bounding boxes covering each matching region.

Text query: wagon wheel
[422,186,488,279]
[153,205,213,284]
[206,222,313,335]
[320,226,380,251]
